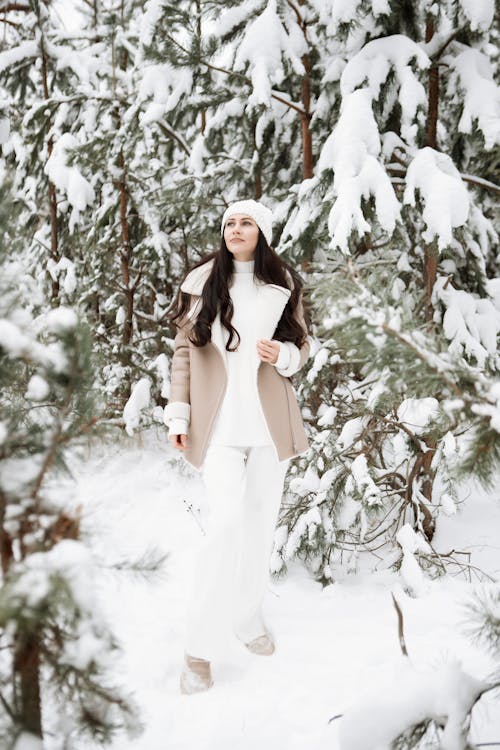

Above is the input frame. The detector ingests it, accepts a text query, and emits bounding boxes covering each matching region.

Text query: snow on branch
[233,0,306,107]
[433,276,500,368]
[339,654,490,750]
[123,378,151,436]
[318,89,401,254]
[0,40,38,74]
[340,34,430,143]
[138,64,193,125]
[317,33,431,253]
[457,0,494,31]
[338,593,497,750]
[445,46,500,150]
[44,37,102,88]
[314,0,391,33]
[403,148,470,251]
[44,133,95,231]
[138,0,169,50]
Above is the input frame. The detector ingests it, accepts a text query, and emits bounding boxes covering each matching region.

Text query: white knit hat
[220,199,273,245]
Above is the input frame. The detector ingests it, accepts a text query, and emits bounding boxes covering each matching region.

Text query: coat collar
[179,257,293,373]
[180,257,293,296]
[180,258,215,296]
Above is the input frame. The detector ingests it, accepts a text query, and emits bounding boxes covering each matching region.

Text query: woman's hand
[257,338,280,365]
[169,434,188,451]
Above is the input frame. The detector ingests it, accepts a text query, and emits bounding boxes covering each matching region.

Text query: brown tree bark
[252,122,263,199]
[110,23,134,352]
[300,51,313,179]
[0,488,13,575]
[0,3,30,11]
[40,32,60,301]
[196,0,206,135]
[423,16,438,326]
[290,0,313,180]
[13,632,42,737]
[118,146,133,347]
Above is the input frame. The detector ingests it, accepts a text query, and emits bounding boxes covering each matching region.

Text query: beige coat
[164,258,313,470]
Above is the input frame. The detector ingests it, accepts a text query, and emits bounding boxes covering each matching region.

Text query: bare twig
[0,687,16,721]
[0,2,30,10]
[328,713,343,724]
[391,593,409,657]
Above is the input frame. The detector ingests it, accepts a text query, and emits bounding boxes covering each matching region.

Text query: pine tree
[0,178,143,747]
[337,590,500,749]
[1,0,499,588]
[272,0,500,582]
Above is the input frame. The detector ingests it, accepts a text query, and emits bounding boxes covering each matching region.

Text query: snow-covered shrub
[338,588,500,750]
[1,0,498,593]
[0,235,142,746]
[275,264,500,583]
[272,0,499,585]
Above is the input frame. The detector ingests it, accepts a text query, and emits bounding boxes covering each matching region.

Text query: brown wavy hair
[167,231,309,351]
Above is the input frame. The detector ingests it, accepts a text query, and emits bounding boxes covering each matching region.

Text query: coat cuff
[275,341,301,377]
[168,418,189,436]
[274,341,291,371]
[164,401,191,426]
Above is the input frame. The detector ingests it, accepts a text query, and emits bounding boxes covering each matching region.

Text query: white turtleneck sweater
[210,258,272,446]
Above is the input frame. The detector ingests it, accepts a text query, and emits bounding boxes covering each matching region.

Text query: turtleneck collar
[233,258,255,274]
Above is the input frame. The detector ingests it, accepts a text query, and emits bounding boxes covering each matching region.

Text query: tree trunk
[300,52,313,180]
[196,0,206,135]
[14,631,42,738]
[40,32,59,302]
[118,146,133,348]
[425,17,439,150]
[0,489,13,576]
[296,0,313,180]
[423,15,438,325]
[252,121,263,199]
[110,28,134,352]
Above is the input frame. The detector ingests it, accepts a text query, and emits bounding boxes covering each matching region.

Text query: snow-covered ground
[51,429,500,750]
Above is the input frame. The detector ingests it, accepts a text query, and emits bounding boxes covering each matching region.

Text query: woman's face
[223,214,259,260]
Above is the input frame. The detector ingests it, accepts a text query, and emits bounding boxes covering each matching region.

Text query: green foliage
[0,222,142,742]
[464,586,500,659]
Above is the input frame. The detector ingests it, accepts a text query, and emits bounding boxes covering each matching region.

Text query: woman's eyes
[227,220,252,225]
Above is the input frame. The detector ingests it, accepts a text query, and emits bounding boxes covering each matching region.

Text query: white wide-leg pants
[184,444,290,661]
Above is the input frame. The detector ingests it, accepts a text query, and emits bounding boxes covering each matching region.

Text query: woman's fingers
[257,338,279,364]
[257,338,275,349]
[168,434,188,450]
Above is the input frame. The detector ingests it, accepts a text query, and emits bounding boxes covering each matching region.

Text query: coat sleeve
[163,321,191,433]
[273,289,313,378]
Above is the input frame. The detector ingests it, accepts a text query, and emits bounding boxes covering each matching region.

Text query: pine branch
[156,120,191,155]
[102,548,169,582]
[163,31,308,117]
[387,166,500,195]
[0,687,16,721]
[0,3,30,10]
[380,323,464,399]
[0,15,21,27]
[430,29,466,61]
[460,173,500,195]
[30,388,75,504]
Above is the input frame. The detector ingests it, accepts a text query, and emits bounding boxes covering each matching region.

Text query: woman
[164,199,313,694]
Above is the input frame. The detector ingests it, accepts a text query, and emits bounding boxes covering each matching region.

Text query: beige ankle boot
[180,653,213,694]
[245,634,275,655]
